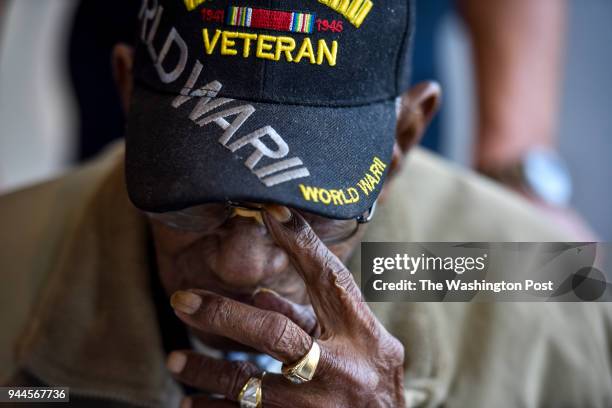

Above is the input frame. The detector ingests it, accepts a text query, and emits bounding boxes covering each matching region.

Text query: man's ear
[378,81,441,202]
[389,81,442,178]
[112,44,135,114]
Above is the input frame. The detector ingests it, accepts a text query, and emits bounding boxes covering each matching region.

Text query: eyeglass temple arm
[357,200,378,224]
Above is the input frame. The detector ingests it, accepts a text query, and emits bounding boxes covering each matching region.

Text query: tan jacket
[1,144,611,407]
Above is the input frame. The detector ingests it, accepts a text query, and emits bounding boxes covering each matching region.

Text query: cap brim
[125,83,397,219]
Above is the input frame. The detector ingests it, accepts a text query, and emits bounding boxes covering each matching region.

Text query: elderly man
[1,0,611,407]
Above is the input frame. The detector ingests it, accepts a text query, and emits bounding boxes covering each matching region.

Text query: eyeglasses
[147,201,377,245]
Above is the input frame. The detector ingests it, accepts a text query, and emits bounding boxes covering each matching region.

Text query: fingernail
[180,397,192,408]
[253,287,281,298]
[167,351,187,374]
[266,205,292,223]
[170,291,202,315]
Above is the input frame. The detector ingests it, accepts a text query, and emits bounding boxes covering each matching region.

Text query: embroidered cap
[126,0,414,219]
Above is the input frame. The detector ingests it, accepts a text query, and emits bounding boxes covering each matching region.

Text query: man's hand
[166,210,406,407]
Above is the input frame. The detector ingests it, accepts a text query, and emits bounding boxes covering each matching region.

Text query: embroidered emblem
[226,6,316,34]
[317,0,373,28]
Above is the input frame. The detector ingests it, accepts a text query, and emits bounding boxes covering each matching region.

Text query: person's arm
[457,0,567,172]
[457,1,598,240]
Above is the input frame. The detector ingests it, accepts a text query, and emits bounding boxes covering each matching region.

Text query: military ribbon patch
[226,6,316,34]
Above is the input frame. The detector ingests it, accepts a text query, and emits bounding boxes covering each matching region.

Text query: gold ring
[238,372,265,408]
[281,339,321,384]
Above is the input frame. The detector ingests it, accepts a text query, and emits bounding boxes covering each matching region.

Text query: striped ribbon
[227,6,315,34]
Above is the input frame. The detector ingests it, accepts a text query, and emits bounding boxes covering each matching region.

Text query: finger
[171,290,312,363]
[167,350,260,401]
[252,288,320,337]
[169,352,333,407]
[183,395,235,408]
[263,210,368,330]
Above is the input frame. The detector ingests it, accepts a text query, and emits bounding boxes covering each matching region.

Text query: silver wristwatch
[484,148,573,207]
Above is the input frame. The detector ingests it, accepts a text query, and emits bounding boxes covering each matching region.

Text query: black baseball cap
[126,0,414,219]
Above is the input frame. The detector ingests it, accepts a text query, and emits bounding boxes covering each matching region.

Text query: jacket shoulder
[380,148,573,241]
[0,143,125,383]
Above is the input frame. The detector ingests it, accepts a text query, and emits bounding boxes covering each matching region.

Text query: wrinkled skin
[113,43,441,407]
[160,212,407,407]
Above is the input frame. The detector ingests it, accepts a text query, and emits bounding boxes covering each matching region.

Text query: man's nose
[211,217,290,289]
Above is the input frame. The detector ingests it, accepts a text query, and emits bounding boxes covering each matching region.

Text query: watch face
[523,149,573,207]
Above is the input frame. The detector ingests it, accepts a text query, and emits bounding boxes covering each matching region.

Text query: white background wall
[0,0,77,192]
